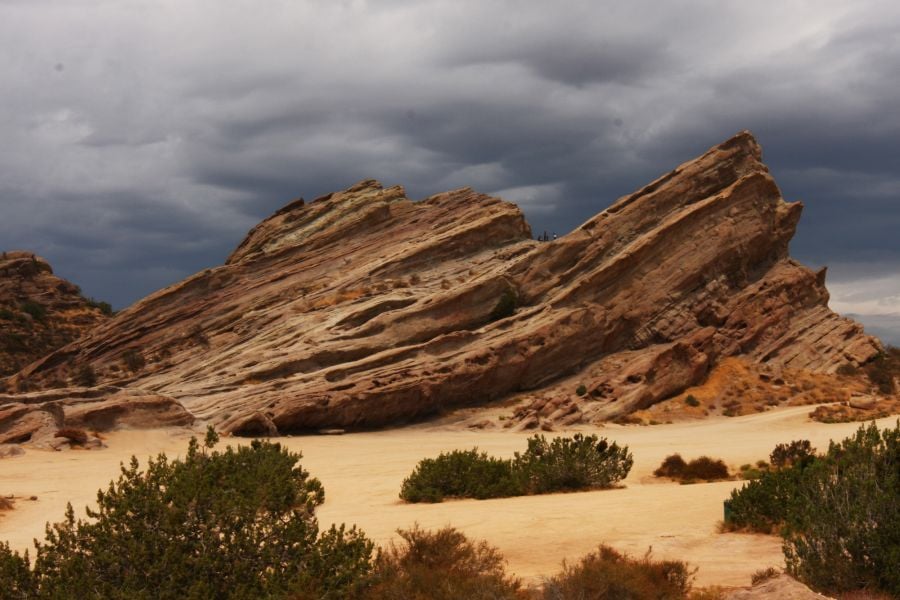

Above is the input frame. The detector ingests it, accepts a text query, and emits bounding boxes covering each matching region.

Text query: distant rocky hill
[0,251,111,380]
[0,132,884,442]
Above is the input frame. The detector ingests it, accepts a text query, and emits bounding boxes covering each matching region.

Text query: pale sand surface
[1,406,897,588]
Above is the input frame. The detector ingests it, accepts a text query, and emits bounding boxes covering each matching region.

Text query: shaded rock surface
[0,251,111,379]
[0,132,882,435]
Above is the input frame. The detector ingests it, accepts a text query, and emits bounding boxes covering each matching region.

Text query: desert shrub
[401,434,632,503]
[0,497,13,511]
[725,422,900,596]
[540,545,695,600]
[19,300,46,321]
[782,422,900,596]
[837,363,860,376]
[122,348,145,372]
[685,394,700,407]
[682,457,730,481]
[0,332,27,353]
[863,347,900,394]
[576,384,587,396]
[399,449,522,502]
[654,454,729,482]
[73,363,97,387]
[0,307,15,321]
[514,434,633,494]
[654,454,688,478]
[365,525,521,600]
[769,439,815,468]
[0,428,374,599]
[489,289,517,322]
[54,428,88,445]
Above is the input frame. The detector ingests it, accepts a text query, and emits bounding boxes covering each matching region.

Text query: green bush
[365,525,522,600]
[0,428,374,599]
[863,347,900,394]
[400,434,632,503]
[724,422,900,596]
[399,449,522,502]
[0,541,34,600]
[540,545,696,600]
[685,394,700,407]
[769,440,815,469]
[515,434,633,494]
[575,384,587,396]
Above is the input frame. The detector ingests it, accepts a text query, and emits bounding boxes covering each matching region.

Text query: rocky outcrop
[0,251,111,380]
[0,132,882,435]
[0,386,193,445]
[725,574,832,599]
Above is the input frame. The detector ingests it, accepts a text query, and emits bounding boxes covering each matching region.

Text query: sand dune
[2,406,896,588]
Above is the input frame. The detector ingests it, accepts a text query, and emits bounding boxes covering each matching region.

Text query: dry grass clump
[750,567,780,585]
[365,525,522,600]
[0,496,13,511]
[539,545,720,600]
[653,454,730,483]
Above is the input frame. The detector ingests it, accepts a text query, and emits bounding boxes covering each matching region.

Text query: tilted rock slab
[1,132,881,437]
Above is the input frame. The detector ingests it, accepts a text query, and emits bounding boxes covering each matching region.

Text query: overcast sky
[1,1,898,341]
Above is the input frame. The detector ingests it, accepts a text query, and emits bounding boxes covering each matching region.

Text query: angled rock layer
[1,132,882,438]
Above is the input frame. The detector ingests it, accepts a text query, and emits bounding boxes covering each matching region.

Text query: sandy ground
[1,406,897,589]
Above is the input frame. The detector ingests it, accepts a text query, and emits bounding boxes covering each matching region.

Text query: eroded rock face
[0,252,111,380]
[0,387,193,445]
[1,132,882,435]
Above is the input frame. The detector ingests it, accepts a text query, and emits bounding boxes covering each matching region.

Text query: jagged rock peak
[1,133,883,439]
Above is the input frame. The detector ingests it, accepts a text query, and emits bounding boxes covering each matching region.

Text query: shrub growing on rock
[122,348,145,372]
[400,434,632,503]
[0,428,374,599]
[488,289,517,322]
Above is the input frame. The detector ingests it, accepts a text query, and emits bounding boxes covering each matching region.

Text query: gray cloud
[0,0,898,313]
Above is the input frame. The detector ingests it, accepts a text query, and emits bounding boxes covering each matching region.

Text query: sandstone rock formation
[0,251,111,379]
[0,132,883,437]
[725,574,832,600]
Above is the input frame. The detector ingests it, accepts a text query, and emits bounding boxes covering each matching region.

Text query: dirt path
[1,407,896,588]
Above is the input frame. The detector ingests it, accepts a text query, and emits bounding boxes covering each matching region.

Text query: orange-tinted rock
[1,132,881,434]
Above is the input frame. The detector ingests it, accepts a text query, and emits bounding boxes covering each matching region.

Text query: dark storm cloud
[0,0,898,338]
